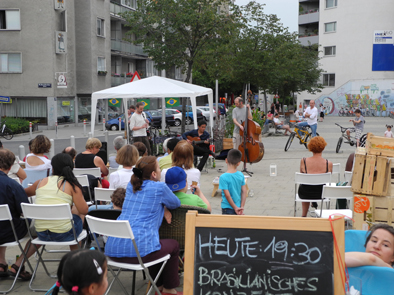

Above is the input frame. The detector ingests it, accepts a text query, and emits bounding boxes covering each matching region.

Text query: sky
[235,0,299,33]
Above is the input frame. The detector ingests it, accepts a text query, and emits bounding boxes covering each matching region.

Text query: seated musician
[182,120,214,172]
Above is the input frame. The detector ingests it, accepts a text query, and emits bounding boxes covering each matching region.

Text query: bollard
[29,122,33,139]
[104,130,108,144]
[55,121,58,139]
[70,135,75,148]
[83,119,87,136]
[49,139,55,159]
[103,118,106,131]
[19,145,25,161]
[88,132,92,138]
[118,117,122,131]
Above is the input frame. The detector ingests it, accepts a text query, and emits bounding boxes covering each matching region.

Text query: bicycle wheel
[2,127,13,140]
[303,132,319,148]
[336,137,343,153]
[284,132,295,152]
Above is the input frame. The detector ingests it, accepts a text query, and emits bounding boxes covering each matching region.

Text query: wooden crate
[222,138,233,150]
[366,133,394,157]
[353,194,394,230]
[351,154,391,196]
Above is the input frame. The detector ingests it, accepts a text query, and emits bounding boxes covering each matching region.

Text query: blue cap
[165,166,187,192]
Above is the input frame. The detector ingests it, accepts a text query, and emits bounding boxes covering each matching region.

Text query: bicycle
[284,123,319,152]
[149,125,181,156]
[335,123,366,153]
[0,120,13,140]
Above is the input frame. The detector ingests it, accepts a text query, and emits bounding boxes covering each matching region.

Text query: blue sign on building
[0,96,11,103]
[372,30,394,71]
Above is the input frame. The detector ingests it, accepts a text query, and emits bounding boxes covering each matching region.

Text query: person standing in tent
[129,102,151,155]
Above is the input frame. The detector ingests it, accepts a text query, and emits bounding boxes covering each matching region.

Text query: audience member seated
[110,188,126,210]
[62,146,77,162]
[0,149,36,280]
[165,166,211,212]
[109,145,139,189]
[273,113,292,135]
[157,138,171,162]
[0,140,26,182]
[105,156,182,295]
[159,138,180,170]
[25,153,88,250]
[298,136,333,217]
[346,223,394,268]
[23,139,48,162]
[25,135,52,170]
[161,140,200,189]
[132,142,148,160]
[108,136,125,169]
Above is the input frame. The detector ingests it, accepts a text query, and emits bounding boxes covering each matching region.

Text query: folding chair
[86,215,170,295]
[314,186,353,225]
[73,167,101,178]
[108,167,118,175]
[75,175,93,205]
[332,163,341,183]
[20,203,87,291]
[344,171,353,185]
[21,169,49,189]
[0,205,33,294]
[294,172,332,217]
[94,188,116,210]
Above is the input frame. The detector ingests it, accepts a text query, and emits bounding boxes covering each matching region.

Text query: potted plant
[98,71,107,76]
[126,72,133,77]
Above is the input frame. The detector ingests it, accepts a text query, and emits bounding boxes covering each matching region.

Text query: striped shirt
[105,180,180,258]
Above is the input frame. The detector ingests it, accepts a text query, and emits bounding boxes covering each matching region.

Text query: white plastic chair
[93,188,116,209]
[20,203,87,291]
[344,171,353,185]
[86,215,170,295]
[73,167,101,178]
[294,172,332,217]
[0,205,33,294]
[314,186,353,221]
[332,163,341,183]
[75,175,93,205]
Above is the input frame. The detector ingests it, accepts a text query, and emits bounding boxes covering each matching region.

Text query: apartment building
[0,0,183,127]
[298,0,394,116]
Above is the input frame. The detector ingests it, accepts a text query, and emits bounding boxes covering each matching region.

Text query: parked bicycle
[335,123,366,153]
[149,125,181,156]
[284,123,319,152]
[0,120,13,140]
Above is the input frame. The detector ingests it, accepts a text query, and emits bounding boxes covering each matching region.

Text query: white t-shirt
[385,130,393,138]
[160,167,201,190]
[8,156,21,179]
[303,106,318,126]
[25,153,52,170]
[273,117,281,125]
[129,112,147,137]
[109,168,134,189]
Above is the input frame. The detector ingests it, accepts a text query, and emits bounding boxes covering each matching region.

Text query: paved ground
[2,115,391,294]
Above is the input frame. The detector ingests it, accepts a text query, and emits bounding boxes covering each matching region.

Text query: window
[59,11,67,32]
[97,57,106,71]
[324,46,336,56]
[0,9,21,30]
[323,74,335,87]
[326,0,338,8]
[122,0,137,9]
[97,18,105,37]
[0,53,22,73]
[325,22,337,33]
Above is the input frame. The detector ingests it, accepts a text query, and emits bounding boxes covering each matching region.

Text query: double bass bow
[238,104,264,168]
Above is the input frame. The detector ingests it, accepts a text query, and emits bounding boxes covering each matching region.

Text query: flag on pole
[108,98,121,107]
[137,99,150,109]
[166,97,180,107]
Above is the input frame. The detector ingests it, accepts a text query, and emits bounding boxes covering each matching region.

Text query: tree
[122,0,237,132]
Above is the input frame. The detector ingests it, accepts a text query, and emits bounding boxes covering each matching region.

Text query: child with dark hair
[385,125,393,138]
[51,249,107,295]
[346,109,364,147]
[110,188,126,210]
[219,149,247,215]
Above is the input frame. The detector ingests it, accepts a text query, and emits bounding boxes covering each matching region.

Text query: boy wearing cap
[165,166,211,212]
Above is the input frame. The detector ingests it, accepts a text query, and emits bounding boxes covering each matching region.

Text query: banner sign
[108,98,122,107]
[166,97,180,107]
[137,99,150,109]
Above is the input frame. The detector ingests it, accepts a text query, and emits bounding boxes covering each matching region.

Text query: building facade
[0,0,183,128]
[298,0,394,116]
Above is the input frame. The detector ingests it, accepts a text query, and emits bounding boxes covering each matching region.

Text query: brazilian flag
[108,98,121,107]
[166,97,180,108]
[137,99,150,109]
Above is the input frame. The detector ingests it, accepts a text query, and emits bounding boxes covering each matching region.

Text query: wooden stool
[212,176,249,197]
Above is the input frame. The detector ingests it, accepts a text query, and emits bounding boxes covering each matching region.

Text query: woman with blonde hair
[298,136,333,217]
[160,140,201,189]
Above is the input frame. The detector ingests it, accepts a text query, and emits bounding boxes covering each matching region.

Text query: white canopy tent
[90,76,214,138]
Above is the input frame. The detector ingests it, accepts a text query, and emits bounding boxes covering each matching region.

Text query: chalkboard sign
[184,212,345,295]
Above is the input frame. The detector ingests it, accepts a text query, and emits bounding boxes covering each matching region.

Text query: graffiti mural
[315,80,394,117]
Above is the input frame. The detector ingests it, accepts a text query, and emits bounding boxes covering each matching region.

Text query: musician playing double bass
[182,120,215,172]
[233,97,253,149]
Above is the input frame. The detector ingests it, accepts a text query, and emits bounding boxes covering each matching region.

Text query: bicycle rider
[297,100,318,138]
[346,109,364,147]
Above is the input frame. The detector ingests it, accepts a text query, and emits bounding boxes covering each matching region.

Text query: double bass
[238,105,264,164]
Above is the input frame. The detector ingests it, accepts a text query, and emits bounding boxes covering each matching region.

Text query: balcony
[111,39,147,56]
[110,2,134,18]
[111,76,131,87]
[298,35,319,46]
[299,10,319,25]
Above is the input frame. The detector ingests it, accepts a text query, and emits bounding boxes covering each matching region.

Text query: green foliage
[224,105,235,138]
[2,118,30,133]
[252,109,264,129]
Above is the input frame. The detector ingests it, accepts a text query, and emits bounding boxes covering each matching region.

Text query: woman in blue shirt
[105,156,182,295]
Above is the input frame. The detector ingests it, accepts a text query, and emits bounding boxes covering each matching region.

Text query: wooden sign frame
[184,212,345,295]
